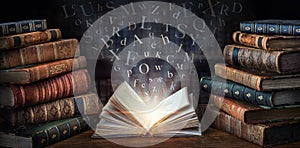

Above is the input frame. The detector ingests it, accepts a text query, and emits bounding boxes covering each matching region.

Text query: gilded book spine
[28,117,89,147]
[232,31,272,50]
[1,93,101,126]
[0,56,87,84]
[200,77,274,107]
[0,19,47,37]
[2,69,91,108]
[210,94,251,123]
[212,111,266,146]
[240,21,300,36]
[27,56,86,84]
[224,45,281,73]
[0,39,79,69]
[214,64,263,91]
[0,29,62,50]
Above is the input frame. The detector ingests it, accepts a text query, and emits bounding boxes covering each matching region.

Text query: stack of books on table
[0,19,101,147]
[200,19,300,147]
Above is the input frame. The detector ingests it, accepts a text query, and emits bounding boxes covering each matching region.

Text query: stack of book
[0,19,101,147]
[200,19,300,147]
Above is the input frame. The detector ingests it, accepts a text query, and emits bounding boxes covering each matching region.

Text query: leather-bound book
[0,93,101,127]
[210,94,300,124]
[0,69,91,108]
[223,44,300,74]
[232,31,300,50]
[0,38,79,69]
[0,56,86,84]
[0,29,62,50]
[214,63,300,91]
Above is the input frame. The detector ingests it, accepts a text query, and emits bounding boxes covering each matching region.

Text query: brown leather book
[0,93,101,127]
[233,31,300,50]
[214,63,300,91]
[224,44,300,74]
[0,56,86,84]
[0,69,91,109]
[210,94,300,124]
[0,39,79,69]
[0,29,62,50]
[211,110,300,147]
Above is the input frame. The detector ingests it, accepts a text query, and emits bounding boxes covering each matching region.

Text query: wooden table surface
[48,128,300,148]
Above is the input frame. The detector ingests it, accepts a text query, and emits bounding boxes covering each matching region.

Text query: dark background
[1,1,299,22]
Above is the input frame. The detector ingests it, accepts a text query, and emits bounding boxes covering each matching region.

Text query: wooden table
[48,128,300,147]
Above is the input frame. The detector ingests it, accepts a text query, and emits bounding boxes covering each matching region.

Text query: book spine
[240,21,300,36]
[210,94,249,123]
[200,77,274,107]
[232,31,271,50]
[17,56,86,84]
[4,93,100,126]
[214,64,263,91]
[0,29,62,50]
[9,69,91,108]
[29,117,90,147]
[0,39,79,69]
[0,19,47,37]
[212,111,265,146]
[224,45,281,73]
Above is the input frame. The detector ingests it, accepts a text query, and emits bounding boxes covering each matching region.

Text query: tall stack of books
[200,19,300,147]
[0,19,101,147]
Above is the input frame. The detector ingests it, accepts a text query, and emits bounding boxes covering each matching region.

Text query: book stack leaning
[200,19,300,147]
[0,19,101,147]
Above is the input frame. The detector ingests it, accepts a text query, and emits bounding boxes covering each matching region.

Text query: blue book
[240,19,300,36]
[0,19,47,36]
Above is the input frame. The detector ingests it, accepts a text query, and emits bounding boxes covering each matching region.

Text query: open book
[93,81,201,138]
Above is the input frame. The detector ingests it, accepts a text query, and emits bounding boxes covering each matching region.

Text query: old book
[210,94,300,124]
[0,29,62,50]
[223,44,300,74]
[0,69,91,108]
[233,31,300,50]
[240,19,300,36]
[0,56,86,84]
[214,63,300,91]
[0,19,47,37]
[212,110,300,147]
[200,76,300,107]
[0,93,101,127]
[0,116,90,148]
[0,38,79,69]
[93,81,201,138]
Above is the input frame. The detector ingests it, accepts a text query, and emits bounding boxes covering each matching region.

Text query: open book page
[94,81,201,137]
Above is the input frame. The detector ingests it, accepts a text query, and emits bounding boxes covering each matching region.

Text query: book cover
[0,29,62,50]
[0,93,101,127]
[240,19,300,36]
[223,44,300,74]
[0,56,87,84]
[93,81,201,138]
[200,76,300,107]
[0,69,91,108]
[232,31,300,50]
[214,63,300,91]
[0,19,47,37]
[210,94,300,124]
[0,116,90,148]
[0,39,79,69]
[212,110,300,147]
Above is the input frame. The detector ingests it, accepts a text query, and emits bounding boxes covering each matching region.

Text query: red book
[0,69,91,108]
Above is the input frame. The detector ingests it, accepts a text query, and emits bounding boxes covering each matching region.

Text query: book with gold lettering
[0,56,86,84]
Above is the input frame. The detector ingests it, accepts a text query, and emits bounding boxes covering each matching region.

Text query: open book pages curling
[93,81,202,138]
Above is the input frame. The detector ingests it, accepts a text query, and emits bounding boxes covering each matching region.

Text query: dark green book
[200,76,300,107]
[0,117,90,148]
